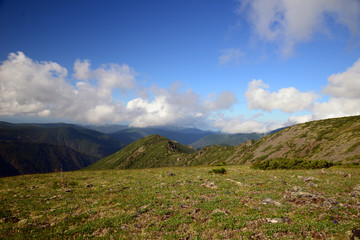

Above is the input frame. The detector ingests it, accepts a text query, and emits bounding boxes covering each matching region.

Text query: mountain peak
[86,134,196,170]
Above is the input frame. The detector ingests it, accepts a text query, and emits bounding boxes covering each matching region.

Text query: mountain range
[88,115,360,170]
[1,115,359,176]
[0,121,264,176]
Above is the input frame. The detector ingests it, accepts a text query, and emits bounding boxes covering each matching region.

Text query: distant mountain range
[87,115,360,171]
[4,116,357,177]
[0,141,97,176]
[0,122,124,176]
[0,121,266,176]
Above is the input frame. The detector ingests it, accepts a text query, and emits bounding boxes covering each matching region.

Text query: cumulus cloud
[0,52,236,127]
[218,48,245,65]
[0,52,135,123]
[245,79,318,113]
[237,58,360,132]
[323,58,360,98]
[239,0,360,55]
[204,91,237,111]
[126,85,237,128]
[306,58,360,120]
[0,51,73,116]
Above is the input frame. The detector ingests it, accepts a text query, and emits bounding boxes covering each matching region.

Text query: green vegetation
[208,167,227,174]
[0,141,98,177]
[251,158,334,170]
[2,115,360,177]
[1,165,359,239]
[190,132,265,149]
[86,135,197,170]
[240,115,360,164]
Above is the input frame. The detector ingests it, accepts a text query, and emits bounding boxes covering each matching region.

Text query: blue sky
[1,0,360,133]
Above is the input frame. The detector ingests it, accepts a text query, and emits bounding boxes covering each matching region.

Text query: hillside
[237,115,360,164]
[87,134,197,170]
[0,141,97,177]
[0,122,125,158]
[87,115,360,170]
[190,132,265,149]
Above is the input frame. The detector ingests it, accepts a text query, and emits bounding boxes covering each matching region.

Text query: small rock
[291,186,302,192]
[307,182,318,187]
[344,173,351,178]
[17,219,28,226]
[166,172,176,176]
[85,184,93,188]
[202,181,217,189]
[265,218,290,224]
[298,176,318,182]
[290,186,314,198]
[49,195,57,200]
[351,184,360,197]
[260,197,282,207]
[226,178,243,186]
[211,209,228,215]
[296,191,314,198]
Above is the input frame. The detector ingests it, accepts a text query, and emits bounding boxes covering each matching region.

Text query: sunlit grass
[1,165,359,239]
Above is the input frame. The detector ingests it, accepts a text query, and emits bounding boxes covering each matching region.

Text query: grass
[1,165,359,239]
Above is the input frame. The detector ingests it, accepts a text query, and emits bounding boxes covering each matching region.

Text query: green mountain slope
[0,123,125,158]
[0,141,97,177]
[237,115,360,164]
[87,135,197,170]
[190,132,265,149]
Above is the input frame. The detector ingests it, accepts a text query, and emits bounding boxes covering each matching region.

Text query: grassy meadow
[1,165,359,239]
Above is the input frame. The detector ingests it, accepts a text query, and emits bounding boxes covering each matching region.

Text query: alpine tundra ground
[1,165,359,239]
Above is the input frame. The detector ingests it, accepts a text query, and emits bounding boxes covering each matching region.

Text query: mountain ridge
[86,134,197,170]
[88,115,360,171]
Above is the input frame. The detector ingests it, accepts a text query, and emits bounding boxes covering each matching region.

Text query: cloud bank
[1,52,360,133]
[217,58,360,133]
[245,79,317,113]
[0,52,236,128]
[239,0,360,55]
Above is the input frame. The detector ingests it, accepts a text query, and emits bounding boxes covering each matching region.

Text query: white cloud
[240,58,360,131]
[218,48,245,65]
[286,115,313,125]
[308,58,360,120]
[312,98,360,120]
[239,0,360,55]
[73,59,91,80]
[73,59,136,92]
[0,52,133,124]
[0,51,73,116]
[245,79,318,113]
[323,58,360,98]
[0,52,237,127]
[126,85,236,128]
[204,91,237,111]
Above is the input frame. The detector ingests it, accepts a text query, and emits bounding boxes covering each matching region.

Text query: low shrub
[251,158,334,170]
[209,167,227,174]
